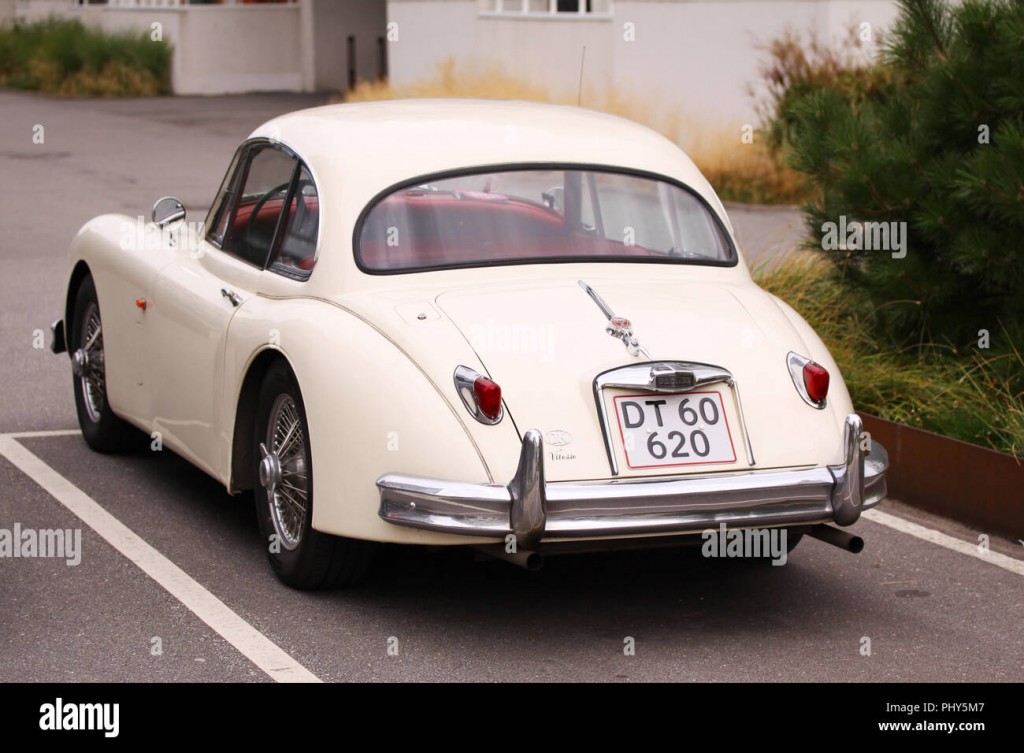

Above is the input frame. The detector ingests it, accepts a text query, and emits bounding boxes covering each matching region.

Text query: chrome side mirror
[152,197,185,228]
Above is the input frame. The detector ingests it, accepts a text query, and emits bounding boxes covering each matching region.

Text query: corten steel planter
[862,414,1024,541]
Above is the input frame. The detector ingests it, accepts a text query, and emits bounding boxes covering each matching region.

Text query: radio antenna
[577,46,587,107]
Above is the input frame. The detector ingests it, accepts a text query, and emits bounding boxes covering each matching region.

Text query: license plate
[613,390,737,469]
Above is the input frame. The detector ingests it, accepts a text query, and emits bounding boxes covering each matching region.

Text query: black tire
[253,361,374,589]
[785,529,805,553]
[71,275,138,453]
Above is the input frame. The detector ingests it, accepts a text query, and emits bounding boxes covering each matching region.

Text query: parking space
[1,430,1021,682]
[0,442,266,682]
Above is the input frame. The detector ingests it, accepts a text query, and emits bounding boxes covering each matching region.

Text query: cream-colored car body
[61,100,855,545]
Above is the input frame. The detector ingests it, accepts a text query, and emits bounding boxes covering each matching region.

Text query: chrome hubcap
[72,348,88,377]
[258,449,282,494]
[261,394,308,551]
[77,305,105,423]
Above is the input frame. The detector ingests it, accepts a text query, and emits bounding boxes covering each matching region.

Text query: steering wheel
[244,180,312,259]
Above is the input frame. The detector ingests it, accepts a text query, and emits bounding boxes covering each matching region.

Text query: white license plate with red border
[612,390,737,469]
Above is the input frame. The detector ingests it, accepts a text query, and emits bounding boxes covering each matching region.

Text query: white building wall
[13,0,68,23]
[612,0,898,130]
[0,0,16,25]
[387,0,478,86]
[175,5,305,94]
[480,13,614,93]
[387,0,900,135]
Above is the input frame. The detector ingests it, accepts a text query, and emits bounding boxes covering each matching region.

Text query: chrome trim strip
[729,379,757,467]
[376,476,511,534]
[577,279,616,320]
[377,413,888,540]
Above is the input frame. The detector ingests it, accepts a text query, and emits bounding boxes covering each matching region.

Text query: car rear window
[356,167,735,273]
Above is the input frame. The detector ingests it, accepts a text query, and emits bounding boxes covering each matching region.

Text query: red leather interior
[227,195,320,272]
[229,191,651,273]
[231,195,321,236]
[359,193,647,269]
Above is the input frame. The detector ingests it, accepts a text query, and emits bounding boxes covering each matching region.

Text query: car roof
[246,100,740,293]
[250,99,726,219]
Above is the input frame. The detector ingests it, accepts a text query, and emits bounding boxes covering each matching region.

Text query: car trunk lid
[435,276,821,481]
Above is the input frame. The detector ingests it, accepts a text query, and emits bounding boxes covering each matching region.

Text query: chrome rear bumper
[377,414,888,549]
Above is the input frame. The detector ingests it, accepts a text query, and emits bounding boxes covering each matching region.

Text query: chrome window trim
[353,163,739,275]
[204,138,320,282]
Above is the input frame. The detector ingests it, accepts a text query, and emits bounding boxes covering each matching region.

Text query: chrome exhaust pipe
[475,545,544,572]
[808,524,864,553]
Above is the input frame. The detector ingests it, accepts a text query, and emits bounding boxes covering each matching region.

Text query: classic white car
[52,100,887,589]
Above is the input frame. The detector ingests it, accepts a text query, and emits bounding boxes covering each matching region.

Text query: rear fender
[224,297,522,544]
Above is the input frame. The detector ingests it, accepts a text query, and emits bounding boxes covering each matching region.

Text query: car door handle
[220,288,242,307]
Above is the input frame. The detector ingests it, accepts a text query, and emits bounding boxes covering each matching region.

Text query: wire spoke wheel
[71,275,135,453]
[262,394,308,551]
[78,303,106,423]
[254,361,374,589]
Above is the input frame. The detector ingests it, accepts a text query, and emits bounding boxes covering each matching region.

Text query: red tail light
[454,366,504,425]
[473,376,502,421]
[787,352,830,409]
[802,362,830,404]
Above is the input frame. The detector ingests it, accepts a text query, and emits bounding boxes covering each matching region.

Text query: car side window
[267,163,319,278]
[221,146,299,268]
[205,147,245,248]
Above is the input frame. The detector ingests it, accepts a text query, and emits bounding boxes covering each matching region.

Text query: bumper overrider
[377,414,887,549]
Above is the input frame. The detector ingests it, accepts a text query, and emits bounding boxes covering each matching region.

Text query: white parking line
[7,429,83,439]
[864,509,1024,577]
[0,434,322,683]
